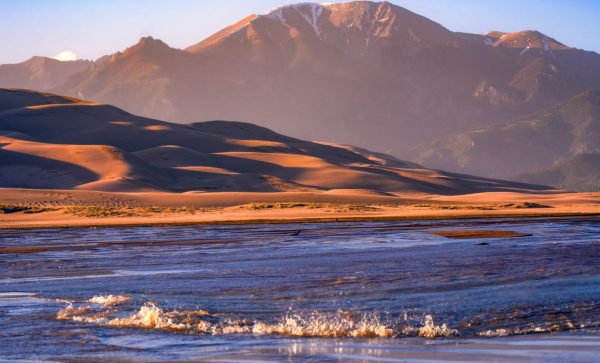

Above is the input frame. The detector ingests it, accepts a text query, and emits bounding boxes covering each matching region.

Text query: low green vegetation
[242,202,379,212]
[63,205,204,218]
[0,204,54,214]
[413,202,551,210]
[139,206,200,214]
[500,202,552,209]
[63,206,138,218]
[412,204,494,210]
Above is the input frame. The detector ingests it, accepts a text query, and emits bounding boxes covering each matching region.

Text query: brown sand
[1,188,598,229]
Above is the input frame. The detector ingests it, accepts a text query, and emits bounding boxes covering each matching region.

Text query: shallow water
[1,217,600,362]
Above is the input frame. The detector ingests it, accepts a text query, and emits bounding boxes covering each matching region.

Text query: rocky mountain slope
[412,89,600,188]
[0,56,90,90]
[518,153,600,192]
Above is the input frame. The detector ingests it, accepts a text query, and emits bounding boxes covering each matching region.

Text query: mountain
[2,1,600,166]
[412,89,600,188]
[0,88,547,194]
[483,30,569,52]
[21,1,593,157]
[0,56,91,90]
[56,37,203,121]
[518,153,600,192]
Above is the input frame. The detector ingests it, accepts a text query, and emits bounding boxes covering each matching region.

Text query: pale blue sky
[1,0,599,64]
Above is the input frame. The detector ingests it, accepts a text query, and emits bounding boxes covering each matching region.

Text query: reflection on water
[1,217,600,362]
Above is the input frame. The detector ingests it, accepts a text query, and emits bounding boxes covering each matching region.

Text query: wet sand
[433,230,533,239]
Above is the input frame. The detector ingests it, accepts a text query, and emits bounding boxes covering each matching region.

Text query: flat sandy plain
[1,188,598,229]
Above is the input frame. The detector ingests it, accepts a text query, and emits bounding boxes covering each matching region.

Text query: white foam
[88,294,130,307]
[416,314,458,338]
[56,298,460,339]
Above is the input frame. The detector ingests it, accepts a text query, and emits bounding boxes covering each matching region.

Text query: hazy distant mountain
[412,90,600,189]
[0,56,90,90]
[0,88,546,194]
[3,1,600,161]
[518,153,600,192]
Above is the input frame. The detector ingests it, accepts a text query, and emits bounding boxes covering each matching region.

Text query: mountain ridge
[1,1,600,183]
[0,57,91,91]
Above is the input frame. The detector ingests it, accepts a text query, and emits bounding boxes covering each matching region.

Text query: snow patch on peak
[266,7,290,27]
[543,41,551,52]
[542,39,558,60]
[520,42,531,56]
[265,3,325,36]
[294,3,324,36]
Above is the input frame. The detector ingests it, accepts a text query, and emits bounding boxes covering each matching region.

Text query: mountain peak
[134,36,169,48]
[263,1,433,36]
[187,1,452,56]
[484,29,569,52]
[122,36,174,58]
[263,2,327,37]
[23,56,54,66]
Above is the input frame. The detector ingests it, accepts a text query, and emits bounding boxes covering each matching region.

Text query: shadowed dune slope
[0,88,550,194]
[0,88,89,112]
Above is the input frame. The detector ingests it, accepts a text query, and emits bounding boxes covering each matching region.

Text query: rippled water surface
[1,217,600,362]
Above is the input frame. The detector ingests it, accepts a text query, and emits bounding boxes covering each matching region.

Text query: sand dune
[0,88,550,195]
[0,88,87,112]
[0,136,169,191]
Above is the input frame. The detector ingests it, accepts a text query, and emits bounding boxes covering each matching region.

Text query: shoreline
[3,211,600,231]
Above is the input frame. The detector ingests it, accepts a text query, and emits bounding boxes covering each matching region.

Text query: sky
[1,0,599,64]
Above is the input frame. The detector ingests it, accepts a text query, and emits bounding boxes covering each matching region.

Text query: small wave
[54,298,600,339]
[0,292,38,300]
[478,321,581,337]
[88,294,131,307]
[213,310,396,338]
[55,300,456,338]
[57,304,92,320]
[417,314,458,338]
